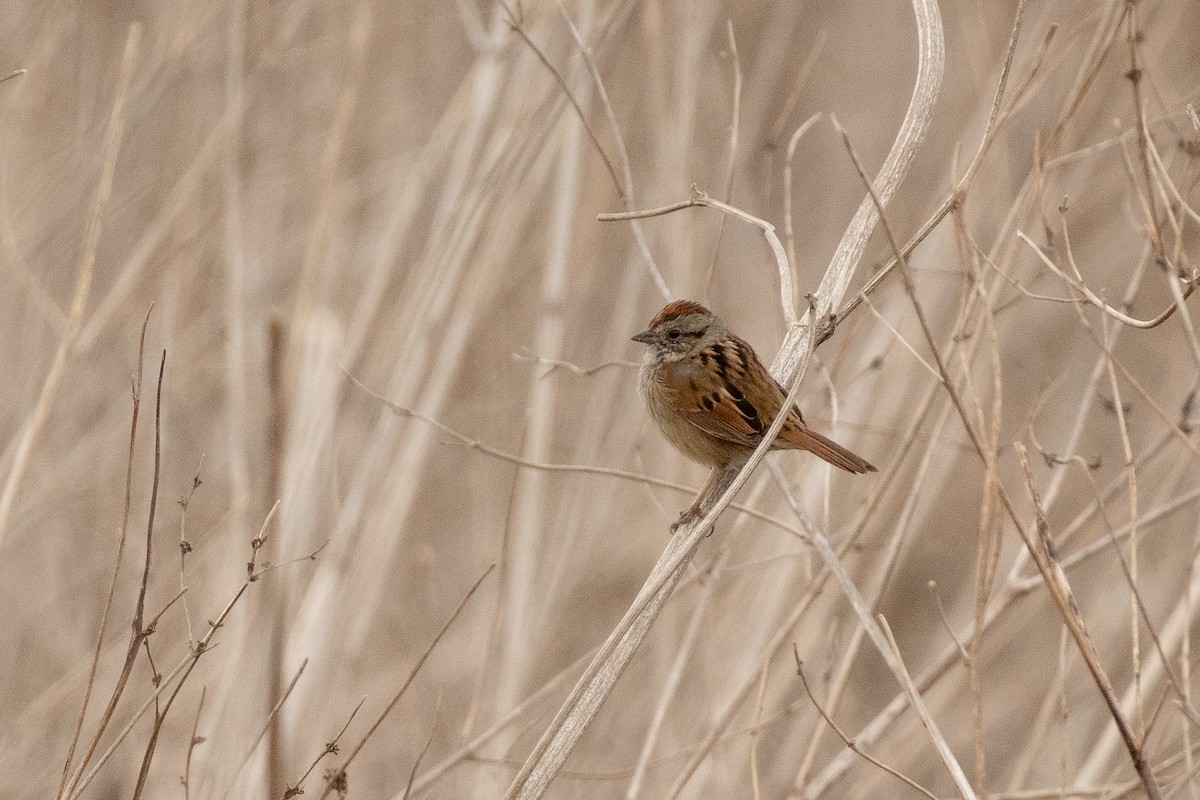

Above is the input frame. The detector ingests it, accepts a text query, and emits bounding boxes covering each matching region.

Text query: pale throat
[643,343,694,363]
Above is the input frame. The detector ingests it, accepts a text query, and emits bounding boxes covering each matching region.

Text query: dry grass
[2,1,1200,798]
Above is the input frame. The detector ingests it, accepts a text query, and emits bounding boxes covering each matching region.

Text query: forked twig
[1016,444,1162,800]
[794,645,939,800]
[601,188,798,327]
[1017,231,1197,329]
[67,507,324,800]
[316,565,496,799]
[285,698,366,799]
[515,0,672,299]
[347,371,812,541]
[57,306,153,800]
[500,1,621,205]
[505,2,944,797]
[839,79,1163,797]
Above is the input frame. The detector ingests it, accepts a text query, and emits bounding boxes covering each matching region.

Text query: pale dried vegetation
[2,1,1199,798]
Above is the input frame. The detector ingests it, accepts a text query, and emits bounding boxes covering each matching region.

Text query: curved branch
[1017,231,1198,329]
[775,0,944,380]
[502,3,945,799]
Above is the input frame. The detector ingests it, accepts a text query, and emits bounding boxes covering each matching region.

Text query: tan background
[2,1,1199,798]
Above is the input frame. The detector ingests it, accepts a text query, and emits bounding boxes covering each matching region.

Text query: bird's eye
[666,330,681,340]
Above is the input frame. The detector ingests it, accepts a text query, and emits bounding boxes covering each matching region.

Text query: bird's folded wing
[659,338,798,448]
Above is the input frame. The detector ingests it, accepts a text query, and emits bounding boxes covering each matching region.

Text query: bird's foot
[671,503,713,536]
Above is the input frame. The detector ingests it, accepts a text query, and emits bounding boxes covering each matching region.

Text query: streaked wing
[660,337,791,448]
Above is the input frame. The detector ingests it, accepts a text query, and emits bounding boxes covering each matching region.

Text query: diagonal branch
[0,23,141,550]
[1016,445,1162,800]
[502,2,944,798]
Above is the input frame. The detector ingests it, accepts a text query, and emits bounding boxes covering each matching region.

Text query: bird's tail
[786,427,876,474]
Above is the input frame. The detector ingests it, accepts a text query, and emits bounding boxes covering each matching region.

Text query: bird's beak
[631,329,656,345]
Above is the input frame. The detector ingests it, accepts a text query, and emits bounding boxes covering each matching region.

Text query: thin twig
[703,20,742,301]
[794,645,939,800]
[602,188,798,327]
[220,659,310,800]
[346,370,811,541]
[57,305,152,800]
[135,350,167,638]
[782,112,824,290]
[1017,230,1198,328]
[403,704,440,800]
[1,23,140,550]
[514,350,639,377]
[550,0,671,299]
[767,31,828,147]
[284,698,366,799]
[1144,122,1200,228]
[1123,2,1164,262]
[177,457,204,644]
[1016,444,1162,800]
[928,580,970,665]
[1097,308,1144,739]
[507,3,943,795]
[878,616,979,799]
[748,663,766,800]
[317,564,496,799]
[182,687,206,800]
[500,1,622,205]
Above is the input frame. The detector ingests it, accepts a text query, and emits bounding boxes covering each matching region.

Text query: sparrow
[633,299,876,476]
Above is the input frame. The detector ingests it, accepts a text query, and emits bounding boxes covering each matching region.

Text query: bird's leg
[671,469,720,536]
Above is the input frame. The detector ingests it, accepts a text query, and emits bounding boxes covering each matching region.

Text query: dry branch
[794,646,939,800]
[503,2,944,796]
[1016,444,1162,800]
[0,23,141,550]
[316,564,495,799]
